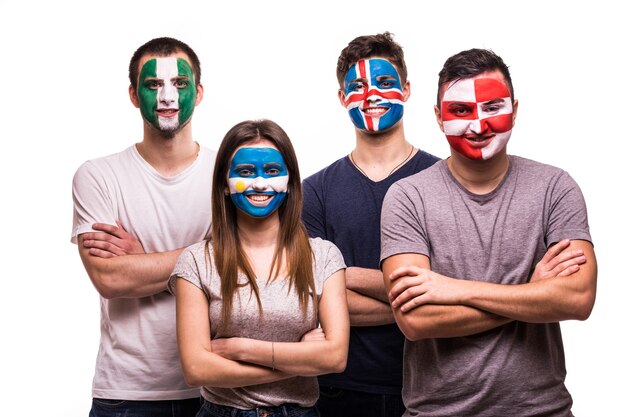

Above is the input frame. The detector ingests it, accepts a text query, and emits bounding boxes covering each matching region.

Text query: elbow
[181,363,204,387]
[394,314,427,341]
[91,274,124,299]
[571,292,596,321]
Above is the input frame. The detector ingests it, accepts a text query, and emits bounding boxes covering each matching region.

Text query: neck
[447,150,510,194]
[136,122,199,177]
[236,211,281,249]
[350,121,415,181]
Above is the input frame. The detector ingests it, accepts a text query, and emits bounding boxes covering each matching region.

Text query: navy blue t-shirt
[302,149,440,394]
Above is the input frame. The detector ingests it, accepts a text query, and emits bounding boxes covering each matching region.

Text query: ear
[402,80,411,102]
[129,85,140,108]
[434,105,445,133]
[338,88,349,108]
[194,83,204,106]
[511,99,519,127]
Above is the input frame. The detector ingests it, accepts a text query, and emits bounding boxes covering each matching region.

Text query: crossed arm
[176,270,350,388]
[345,267,396,326]
[78,222,183,299]
[382,239,596,341]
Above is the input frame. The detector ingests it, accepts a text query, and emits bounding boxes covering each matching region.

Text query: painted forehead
[230,147,286,169]
[139,57,194,82]
[442,77,511,103]
[344,58,400,87]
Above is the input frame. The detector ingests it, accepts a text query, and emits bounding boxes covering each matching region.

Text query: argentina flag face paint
[343,58,405,132]
[228,146,289,218]
[137,57,197,133]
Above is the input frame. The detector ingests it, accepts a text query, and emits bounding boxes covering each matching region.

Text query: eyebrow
[482,98,505,105]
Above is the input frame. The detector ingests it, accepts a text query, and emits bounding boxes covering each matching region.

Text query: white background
[1,0,623,415]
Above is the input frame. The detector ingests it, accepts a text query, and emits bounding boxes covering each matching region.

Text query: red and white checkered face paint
[441,77,513,160]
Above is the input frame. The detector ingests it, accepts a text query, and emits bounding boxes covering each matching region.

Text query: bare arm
[211,270,350,376]
[78,226,184,299]
[176,278,292,388]
[382,253,511,341]
[389,240,596,323]
[345,267,395,326]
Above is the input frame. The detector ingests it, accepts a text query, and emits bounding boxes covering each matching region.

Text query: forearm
[348,290,395,326]
[394,303,511,341]
[345,266,388,302]
[227,338,346,376]
[80,246,183,298]
[182,349,292,388]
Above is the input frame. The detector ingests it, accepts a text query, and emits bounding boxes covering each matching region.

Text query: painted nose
[468,119,487,135]
[251,177,269,191]
[159,83,178,104]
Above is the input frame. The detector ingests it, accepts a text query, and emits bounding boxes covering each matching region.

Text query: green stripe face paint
[137,57,197,133]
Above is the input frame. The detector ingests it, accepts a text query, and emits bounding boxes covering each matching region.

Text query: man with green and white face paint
[71,37,215,417]
[136,56,198,134]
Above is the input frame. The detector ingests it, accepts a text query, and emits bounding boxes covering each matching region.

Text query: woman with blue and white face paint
[169,120,350,417]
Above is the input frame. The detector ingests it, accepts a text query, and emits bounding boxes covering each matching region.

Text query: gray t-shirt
[170,237,346,409]
[381,156,591,417]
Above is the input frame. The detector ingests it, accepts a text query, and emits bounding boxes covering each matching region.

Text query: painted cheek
[482,114,513,133]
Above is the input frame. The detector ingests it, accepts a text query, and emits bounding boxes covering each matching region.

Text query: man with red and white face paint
[71,37,215,417]
[438,73,516,160]
[381,49,596,416]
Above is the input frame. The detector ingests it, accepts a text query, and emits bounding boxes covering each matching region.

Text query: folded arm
[176,278,292,388]
[345,267,395,326]
[78,222,183,299]
[211,270,350,376]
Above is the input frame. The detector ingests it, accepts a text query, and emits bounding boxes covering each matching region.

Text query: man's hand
[530,239,586,282]
[82,221,145,258]
[387,266,466,313]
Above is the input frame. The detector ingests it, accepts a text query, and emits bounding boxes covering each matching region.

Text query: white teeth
[364,108,386,114]
[248,195,270,202]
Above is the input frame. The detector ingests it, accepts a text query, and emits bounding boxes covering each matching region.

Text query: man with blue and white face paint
[228,146,289,218]
[302,32,440,417]
[71,37,215,417]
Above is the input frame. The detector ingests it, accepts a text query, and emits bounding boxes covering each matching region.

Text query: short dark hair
[128,37,201,91]
[336,32,408,88]
[437,48,514,108]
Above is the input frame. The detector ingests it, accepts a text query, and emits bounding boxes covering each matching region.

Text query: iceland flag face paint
[227,147,289,218]
[343,58,405,132]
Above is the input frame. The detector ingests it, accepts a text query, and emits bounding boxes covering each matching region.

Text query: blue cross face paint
[343,58,405,132]
[227,147,289,218]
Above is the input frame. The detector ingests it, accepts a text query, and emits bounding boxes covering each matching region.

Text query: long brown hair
[209,119,315,326]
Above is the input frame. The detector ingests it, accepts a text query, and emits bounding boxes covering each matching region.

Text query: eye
[236,168,254,177]
[348,82,365,92]
[265,167,281,176]
[379,81,393,88]
[448,105,473,116]
[174,79,190,88]
[144,80,162,90]
[482,103,504,114]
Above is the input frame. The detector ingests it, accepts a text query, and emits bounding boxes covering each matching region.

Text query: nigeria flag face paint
[440,75,514,160]
[343,58,405,132]
[228,147,289,218]
[137,57,197,133]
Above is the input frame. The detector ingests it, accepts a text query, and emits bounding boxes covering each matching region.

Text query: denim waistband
[200,399,317,417]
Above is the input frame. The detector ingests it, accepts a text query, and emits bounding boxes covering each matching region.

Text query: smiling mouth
[246,194,273,204]
[157,109,179,117]
[465,134,494,143]
[362,107,388,117]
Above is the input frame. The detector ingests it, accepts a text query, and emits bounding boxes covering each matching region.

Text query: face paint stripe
[138,59,159,128]
[475,78,511,102]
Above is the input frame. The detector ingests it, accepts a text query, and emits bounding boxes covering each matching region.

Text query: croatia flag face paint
[343,58,405,132]
[228,147,289,218]
[137,57,197,133]
[440,76,514,160]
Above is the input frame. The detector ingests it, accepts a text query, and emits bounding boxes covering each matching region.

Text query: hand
[388,266,466,313]
[300,328,326,342]
[82,221,145,258]
[530,239,586,282]
[210,337,240,360]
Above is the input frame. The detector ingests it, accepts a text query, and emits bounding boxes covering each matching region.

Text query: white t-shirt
[71,144,216,400]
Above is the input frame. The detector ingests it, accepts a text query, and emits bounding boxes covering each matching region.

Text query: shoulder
[309,237,345,263]
[73,146,135,177]
[393,159,446,191]
[510,155,576,187]
[303,156,350,187]
[414,149,441,168]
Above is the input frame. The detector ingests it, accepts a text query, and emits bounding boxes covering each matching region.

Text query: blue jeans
[197,399,319,417]
[315,386,404,417]
[89,397,202,417]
